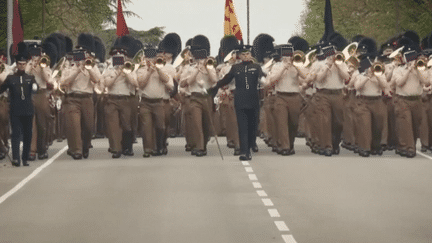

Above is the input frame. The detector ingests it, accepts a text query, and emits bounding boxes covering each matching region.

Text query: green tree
[300,0,432,46]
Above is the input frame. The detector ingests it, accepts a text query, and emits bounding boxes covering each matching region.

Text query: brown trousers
[314,90,344,150]
[63,95,94,154]
[220,92,239,149]
[30,90,51,154]
[423,94,432,148]
[189,94,213,151]
[263,95,277,147]
[383,97,397,148]
[0,98,9,153]
[302,94,321,148]
[420,95,430,148]
[342,91,357,146]
[182,96,195,149]
[354,96,388,151]
[104,95,132,153]
[273,93,303,150]
[163,99,173,147]
[139,98,165,153]
[394,95,425,152]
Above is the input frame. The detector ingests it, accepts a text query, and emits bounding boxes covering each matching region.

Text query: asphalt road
[0,137,431,243]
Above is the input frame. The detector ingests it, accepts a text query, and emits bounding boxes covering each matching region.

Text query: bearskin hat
[76,33,95,53]
[94,36,106,62]
[41,42,58,68]
[252,33,275,63]
[289,36,309,53]
[159,33,182,61]
[191,35,210,58]
[219,35,239,61]
[403,30,420,45]
[357,37,378,57]
[328,32,348,51]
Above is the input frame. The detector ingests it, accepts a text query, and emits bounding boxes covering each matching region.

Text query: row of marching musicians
[254,31,432,159]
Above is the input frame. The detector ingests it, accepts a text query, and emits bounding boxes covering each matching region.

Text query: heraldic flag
[116,0,129,37]
[224,0,243,41]
[12,0,24,55]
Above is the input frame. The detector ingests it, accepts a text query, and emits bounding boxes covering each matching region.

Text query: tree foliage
[0,0,147,52]
[300,0,432,45]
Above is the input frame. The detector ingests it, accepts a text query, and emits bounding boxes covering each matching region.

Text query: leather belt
[396,94,421,101]
[357,95,381,100]
[107,94,130,100]
[66,92,92,98]
[277,92,300,96]
[317,88,343,95]
[141,97,163,103]
[191,92,209,98]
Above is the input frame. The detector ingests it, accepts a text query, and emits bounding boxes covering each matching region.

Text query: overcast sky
[122,0,308,57]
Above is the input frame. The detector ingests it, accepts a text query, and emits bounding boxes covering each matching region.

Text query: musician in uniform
[210,45,266,161]
[103,36,138,158]
[26,39,57,161]
[137,46,174,157]
[264,37,309,155]
[0,44,37,167]
[352,37,388,157]
[392,38,430,158]
[0,50,11,160]
[217,36,240,155]
[313,33,350,156]
[179,35,218,157]
[61,33,103,160]
[158,33,181,155]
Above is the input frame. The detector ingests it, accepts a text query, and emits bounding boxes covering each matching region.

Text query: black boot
[122,131,134,156]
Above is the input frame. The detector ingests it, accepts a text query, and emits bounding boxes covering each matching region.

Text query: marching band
[2,10,432,164]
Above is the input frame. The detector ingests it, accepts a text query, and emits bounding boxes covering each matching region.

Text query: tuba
[293,50,305,67]
[302,49,317,68]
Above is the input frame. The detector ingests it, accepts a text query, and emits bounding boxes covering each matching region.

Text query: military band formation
[2,15,432,166]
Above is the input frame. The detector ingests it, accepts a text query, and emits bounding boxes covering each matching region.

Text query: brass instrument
[84,57,95,70]
[205,57,217,69]
[335,51,345,65]
[155,57,166,68]
[292,50,305,67]
[39,54,51,68]
[346,55,360,69]
[123,61,135,74]
[303,49,317,68]
[416,56,428,71]
[372,61,385,76]
[0,63,5,73]
[427,57,432,69]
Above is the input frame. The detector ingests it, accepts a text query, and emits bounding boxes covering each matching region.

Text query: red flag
[224,0,243,41]
[12,0,24,55]
[116,0,129,37]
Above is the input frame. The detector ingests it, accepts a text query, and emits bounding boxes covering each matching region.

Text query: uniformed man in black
[0,46,37,167]
[210,46,265,160]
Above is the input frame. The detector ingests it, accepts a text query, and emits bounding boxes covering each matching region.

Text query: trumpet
[416,56,428,71]
[0,63,5,73]
[123,61,135,74]
[335,52,345,65]
[39,55,51,68]
[372,61,385,76]
[84,58,95,70]
[293,50,305,67]
[155,57,166,68]
[205,57,217,69]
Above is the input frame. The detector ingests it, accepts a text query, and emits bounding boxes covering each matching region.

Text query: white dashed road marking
[275,221,290,231]
[262,198,274,206]
[282,234,298,243]
[0,146,68,205]
[268,209,281,218]
[256,190,268,197]
[252,182,262,188]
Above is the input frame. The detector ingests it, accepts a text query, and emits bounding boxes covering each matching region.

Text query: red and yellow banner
[224,0,243,41]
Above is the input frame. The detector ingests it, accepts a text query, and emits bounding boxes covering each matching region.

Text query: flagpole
[247,0,250,45]
[7,0,13,64]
